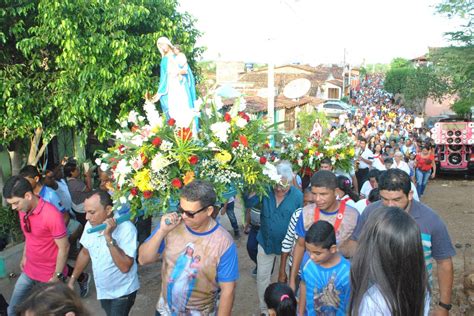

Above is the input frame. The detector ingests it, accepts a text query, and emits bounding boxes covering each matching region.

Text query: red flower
[152,137,162,147]
[143,190,153,199]
[238,111,250,121]
[168,118,176,126]
[259,156,267,164]
[263,143,270,149]
[239,135,248,147]
[231,141,240,148]
[130,187,138,196]
[131,125,139,132]
[189,155,199,165]
[224,112,231,122]
[171,178,182,189]
[118,145,125,154]
[304,149,309,154]
[177,127,192,141]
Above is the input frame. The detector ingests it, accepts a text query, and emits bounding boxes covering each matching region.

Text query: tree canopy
[1,0,203,161]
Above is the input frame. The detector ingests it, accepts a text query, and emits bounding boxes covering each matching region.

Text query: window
[328,88,339,99]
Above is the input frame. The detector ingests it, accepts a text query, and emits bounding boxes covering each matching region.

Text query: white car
[318,101,353,117]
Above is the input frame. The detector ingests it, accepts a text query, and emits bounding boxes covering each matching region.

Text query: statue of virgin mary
[149,37,197,129]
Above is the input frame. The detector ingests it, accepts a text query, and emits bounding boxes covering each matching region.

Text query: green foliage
[404,66,448,107]
[364,63,390,74]
[435,0,473,45]
[433,1,473,116]
[297,110,329,137]
[384,68,413,95]
[390,58,411,70]
[1,0,203,147]
[0,206,24,245]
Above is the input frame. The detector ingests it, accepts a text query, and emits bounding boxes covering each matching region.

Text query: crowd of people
[1,74,454,316]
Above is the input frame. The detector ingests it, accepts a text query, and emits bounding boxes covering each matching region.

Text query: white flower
[207,141,217,149]
[151,153,172,172]
[144,101,162,128]
[128,110,139,124]
[210,121,231,143]
[131,135,144,147]
[120,120,128,128]
[137,115,145,122]
[100,163,109,171]
[263,162,282,183]
[160,140,173,152]
[235,117,248,128]
[115,160,132,187]
[130,156,143,171]
[119,196,128,205]
[238,97,247,111]
[194,98,204,110]
[214,95,223,110]
[95,158,102,166]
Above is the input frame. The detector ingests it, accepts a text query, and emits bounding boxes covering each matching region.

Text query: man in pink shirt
[3,176,70,316]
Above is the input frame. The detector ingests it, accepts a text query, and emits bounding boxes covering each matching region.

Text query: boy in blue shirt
[299,221,350,316]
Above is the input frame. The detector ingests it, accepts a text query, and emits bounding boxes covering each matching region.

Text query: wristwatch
[55,272,66,282]
[438,301,452,311]
[106,238,118,248]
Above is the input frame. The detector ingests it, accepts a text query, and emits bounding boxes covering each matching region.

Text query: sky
[177,0,462,66]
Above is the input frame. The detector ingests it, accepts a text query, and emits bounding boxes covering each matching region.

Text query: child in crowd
[279,188,312,283]
[264,282,297,316]
[299,221,351,316]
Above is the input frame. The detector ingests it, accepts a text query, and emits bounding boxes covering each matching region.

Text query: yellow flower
[340,153,346,159]
[215,150,232,164]
[348,148,355,157]
[151,125,160,134]
[244,166,259,184]
[183,171,195,185]
[309,149,315,155]
[134,169,153,192]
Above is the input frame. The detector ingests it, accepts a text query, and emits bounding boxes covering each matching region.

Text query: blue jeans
[99,290,137,316]
[224,201,239,233]
[416,169,431,196]
[247,225,259,265]
[8,273,39,316]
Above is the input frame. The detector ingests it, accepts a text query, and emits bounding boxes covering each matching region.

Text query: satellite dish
[283,78,311,99]
[215,85,241,98]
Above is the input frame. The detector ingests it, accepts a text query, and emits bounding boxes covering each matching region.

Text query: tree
[384,67,413,95]
[390,57,411,70]
[433,0,473,117]
[1,0,203,166]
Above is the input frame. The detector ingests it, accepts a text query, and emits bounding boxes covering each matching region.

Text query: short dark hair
[63,162,77,178]
[3,176,33,199]
[368,169,381,180]
[305,221,336,249]
[368,188,381,203]
[181,180,216,207]
[310,170,337,190]
[378,169,411,195]
[86,190,113,207]
[320,158,332,166]
[19,165,40,179]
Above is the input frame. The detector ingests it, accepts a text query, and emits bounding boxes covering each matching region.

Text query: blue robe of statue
[157,55,197,129]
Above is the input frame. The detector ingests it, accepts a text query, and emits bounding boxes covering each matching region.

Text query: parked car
[318,101,354,117]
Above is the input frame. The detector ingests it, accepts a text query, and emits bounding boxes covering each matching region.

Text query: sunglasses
[23,211,33,233]
[177,204,212,218]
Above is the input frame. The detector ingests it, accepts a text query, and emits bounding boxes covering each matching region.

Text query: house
[215,63,343,131]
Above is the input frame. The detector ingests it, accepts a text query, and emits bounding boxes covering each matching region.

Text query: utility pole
[268,60,275,145]
[342,48,346,99]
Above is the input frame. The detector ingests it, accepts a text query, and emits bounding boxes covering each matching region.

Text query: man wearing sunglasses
[3,176,70,316]
[244,160,303,316]
[139,180,238,316]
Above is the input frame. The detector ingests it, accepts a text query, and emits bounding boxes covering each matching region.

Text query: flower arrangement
[278,129,356,174]
[97,98,280,217]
